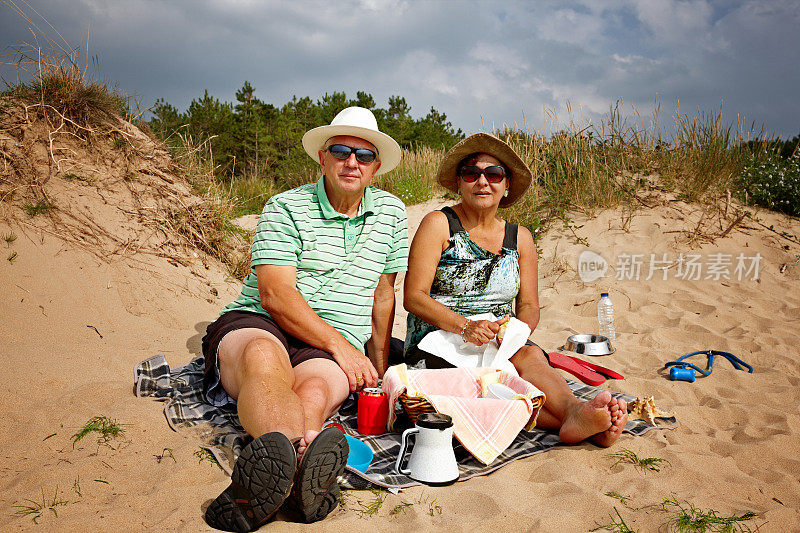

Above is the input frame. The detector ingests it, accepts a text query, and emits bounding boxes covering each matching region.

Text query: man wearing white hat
[202,107,407,530]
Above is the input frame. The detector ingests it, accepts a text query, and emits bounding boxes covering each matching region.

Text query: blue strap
[712,350,753,373]
[663,350,752,377]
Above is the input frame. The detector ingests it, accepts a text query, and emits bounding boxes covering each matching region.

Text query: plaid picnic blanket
[134,354,676,490]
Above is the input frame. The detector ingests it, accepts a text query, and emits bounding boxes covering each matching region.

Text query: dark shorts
[406,339,549,369]
[201,310,336,406]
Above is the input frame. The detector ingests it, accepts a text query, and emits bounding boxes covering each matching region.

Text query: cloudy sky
[1,0,798,139]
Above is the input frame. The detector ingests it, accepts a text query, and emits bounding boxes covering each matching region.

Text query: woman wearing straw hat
[403,133,627,446]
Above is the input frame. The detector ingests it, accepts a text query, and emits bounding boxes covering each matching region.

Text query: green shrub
[739,153,800,217]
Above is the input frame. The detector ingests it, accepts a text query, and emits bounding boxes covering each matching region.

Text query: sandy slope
[1,106,799,531]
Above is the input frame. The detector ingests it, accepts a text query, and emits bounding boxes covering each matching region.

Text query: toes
[590,390,612,408]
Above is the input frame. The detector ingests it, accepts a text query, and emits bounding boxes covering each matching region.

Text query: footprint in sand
[713,386,738,400]
[680,323,727,347]
[699,397,722,409]
[674,298,717,317]
[455,491,501,516]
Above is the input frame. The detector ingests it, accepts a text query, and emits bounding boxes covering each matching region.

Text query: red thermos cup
[357,387,389,435]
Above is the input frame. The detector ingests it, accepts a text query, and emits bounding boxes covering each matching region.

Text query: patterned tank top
[404,206,521,356]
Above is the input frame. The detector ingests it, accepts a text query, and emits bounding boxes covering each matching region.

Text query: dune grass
[151,97,783,259]
[374,145,447,205]
[595,494,762,533]
[592,508,635,533]
[194,447,224,470]
[71,415,124,448]
[607,448,670,474]
[661,104,764,202]
[23,197,55,217]
[1,21,251,279]
[605,491,634,509]
[1,0,129,123]
[12,486,71,524]
[660,499,760,533]
[154,447,176,464]
[2,4,789,267]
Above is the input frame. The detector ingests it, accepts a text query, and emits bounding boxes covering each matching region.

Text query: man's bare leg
[218,329,349,444]
[291,358,349,456]
[218,329,305,439]
[209,330,349,529]
[510,345,627,446]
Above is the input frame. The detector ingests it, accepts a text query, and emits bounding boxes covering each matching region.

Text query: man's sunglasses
[459,165,507,183]
[326,144,377,164]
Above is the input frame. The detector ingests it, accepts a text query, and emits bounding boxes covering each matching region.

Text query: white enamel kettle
[395,412,459,485]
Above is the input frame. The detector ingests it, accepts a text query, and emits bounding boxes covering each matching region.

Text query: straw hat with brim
[302,106,402,176]
[437,132,532,207]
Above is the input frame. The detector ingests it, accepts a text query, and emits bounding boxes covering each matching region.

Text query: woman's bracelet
[459,319,471,341]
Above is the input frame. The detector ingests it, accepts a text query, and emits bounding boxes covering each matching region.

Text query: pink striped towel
[383,364,545,465]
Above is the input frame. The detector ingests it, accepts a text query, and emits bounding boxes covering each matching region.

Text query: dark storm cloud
[1,0,797,137]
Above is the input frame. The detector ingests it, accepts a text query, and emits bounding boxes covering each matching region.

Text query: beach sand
[2,108,799,531]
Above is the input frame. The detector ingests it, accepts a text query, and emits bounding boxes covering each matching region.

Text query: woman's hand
[461,319,501,346]
[495,315,510,345]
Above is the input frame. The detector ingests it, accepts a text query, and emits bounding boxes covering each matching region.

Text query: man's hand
[331,341,379,392]
[257,264,377,391]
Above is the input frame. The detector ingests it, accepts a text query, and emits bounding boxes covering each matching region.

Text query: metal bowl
[564,334,615,356]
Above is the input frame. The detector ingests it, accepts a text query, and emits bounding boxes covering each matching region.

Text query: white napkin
[417,313,532,376]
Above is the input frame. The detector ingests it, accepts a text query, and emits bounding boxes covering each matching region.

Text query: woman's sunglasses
[326,144,377,164]
[459,165,507,183]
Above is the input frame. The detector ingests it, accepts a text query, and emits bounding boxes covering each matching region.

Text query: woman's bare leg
[510,345,627,446]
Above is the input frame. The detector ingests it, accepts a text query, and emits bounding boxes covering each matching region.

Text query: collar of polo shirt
[315,177,375,220]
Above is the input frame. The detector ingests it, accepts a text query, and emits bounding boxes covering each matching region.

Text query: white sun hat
[302,106,402,176]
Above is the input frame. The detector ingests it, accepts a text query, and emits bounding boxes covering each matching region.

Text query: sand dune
[1,102,799,531]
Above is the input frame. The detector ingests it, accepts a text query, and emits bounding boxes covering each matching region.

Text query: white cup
[486,383,517,400]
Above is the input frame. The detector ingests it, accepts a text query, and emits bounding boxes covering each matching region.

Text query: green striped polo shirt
[222,177,409,352]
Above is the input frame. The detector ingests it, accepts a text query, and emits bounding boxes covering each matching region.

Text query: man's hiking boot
[205,432,296,532]
[281,427,348,523]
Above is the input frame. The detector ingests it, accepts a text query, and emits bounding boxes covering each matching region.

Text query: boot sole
[205,432,296,532]
[283,427,348,523]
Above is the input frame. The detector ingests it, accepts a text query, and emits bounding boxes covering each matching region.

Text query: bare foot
[559,390,614,444]
[590,396,628,448]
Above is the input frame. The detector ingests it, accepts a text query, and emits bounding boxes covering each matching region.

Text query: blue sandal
[664,350,753,382]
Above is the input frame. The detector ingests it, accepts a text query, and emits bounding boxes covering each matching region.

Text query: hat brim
[302,125,402,176]
[436,132,532,207]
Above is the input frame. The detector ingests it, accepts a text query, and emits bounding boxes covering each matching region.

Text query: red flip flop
[548,352,606,386]
[571,357,625,380]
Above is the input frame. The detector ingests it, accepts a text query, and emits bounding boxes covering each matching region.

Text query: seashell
[628,396,674,425]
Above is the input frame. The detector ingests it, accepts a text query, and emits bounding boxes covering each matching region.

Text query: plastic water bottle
[597,292,615,341]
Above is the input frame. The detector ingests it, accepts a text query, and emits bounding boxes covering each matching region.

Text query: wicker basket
[398,393,436,424]
[400,391,546,426]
